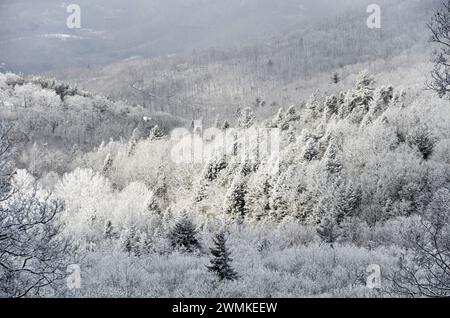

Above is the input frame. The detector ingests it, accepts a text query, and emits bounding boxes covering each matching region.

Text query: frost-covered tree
[285,105,300,124]
[0,122,73,298]
[168,211,201,253]
[427,0,450,98]
[316,217,340,246]
[207,231,238,281]
[149,125,165,140]
[340,71,375,122]
[305,94,321,122]
[407,123,435,160]
[302,137,319,161]
[127,128,139,157]
[332,72,340,84]
[269,171,291,222]
[223,174,248,219]
[361,86,394,126]
[390,190,450,297]
[147,194,162,216]
[324,95,339,121]
[324,141,343,175]
[237,107,255,129]
[270,108,284,128]
[202,154,227,182]
[104,220,117,240]
[245,170,272,222]
[102,153,113,175]
[194,180,208,203]
[221,120,230,131]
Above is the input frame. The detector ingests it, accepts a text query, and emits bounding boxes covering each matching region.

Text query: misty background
[1,0,394,73]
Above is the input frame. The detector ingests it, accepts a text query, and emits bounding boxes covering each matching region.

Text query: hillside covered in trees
[1,0,450,298]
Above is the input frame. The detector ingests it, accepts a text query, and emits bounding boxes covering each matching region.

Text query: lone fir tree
[207,231,238,281]
[168,211,201,253]
[332,72,340,84]
[104,220,117,240]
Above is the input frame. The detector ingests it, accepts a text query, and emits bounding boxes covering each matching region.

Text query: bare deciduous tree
[389,190,450,297]
[0,122,74,298]
[428,1,450,98]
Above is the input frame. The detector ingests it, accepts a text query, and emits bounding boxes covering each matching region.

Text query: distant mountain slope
[52,0,439,122]
[0,0,361,73]
[1,0,441,73]
[0,72,187,175]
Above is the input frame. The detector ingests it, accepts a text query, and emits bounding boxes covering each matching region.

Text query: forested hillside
[54,0,439,121]
[1,0,450,298]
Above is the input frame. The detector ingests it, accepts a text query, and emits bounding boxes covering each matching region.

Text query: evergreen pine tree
[149,125,165,140]
[237,107,255,129]
[316,217,340,247]
[147,194,162,215]
[324,142,343,175]
[127,128,139,157]
[102,153,113,175]
[285,105,300,123]
[194,180,208,203]
[223,174,248,219]
[332,72,340,84]
[121,226,139,255]
[269,172,290,221]
[324,95,339,121]
[162,208,174,234]
[305,94,320,122]
[207,231,238,281]
[222,120,230,130]
[246,171,272,222]
[271,108,284,128]
[104,220,117,240]
[168,211,201,253]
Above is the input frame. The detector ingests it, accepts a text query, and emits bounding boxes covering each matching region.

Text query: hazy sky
[0,0,412,73]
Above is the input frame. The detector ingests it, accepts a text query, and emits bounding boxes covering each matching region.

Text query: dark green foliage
[224,175,248,219]
[168,212,201,253]
[207,231,238,281]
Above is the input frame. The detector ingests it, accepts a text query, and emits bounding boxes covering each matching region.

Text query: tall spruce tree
[168,211,201,253]
[207,231,238,281]
[223,174,248,219]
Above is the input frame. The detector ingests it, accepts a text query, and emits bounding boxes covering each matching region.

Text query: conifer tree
[324,95,339,121]
[324,142,343,175]
[222,120,230,130]
[269,172,290,221]
[121,225,140,255]
[102,153,113,175]
[332,72,340,84]
[168,211,201,253]
[104,220,117,240]
[149,125,165,140]
[237,107,255,129]
[194,180,208,203]
[305,94,320,122]
[127,128,139,157]
[147,194,162,215]
[207,231,238,281]
[271,108,284,128]
[223,174,248,219]
[316,217,340,247]
[246,171,272,222]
